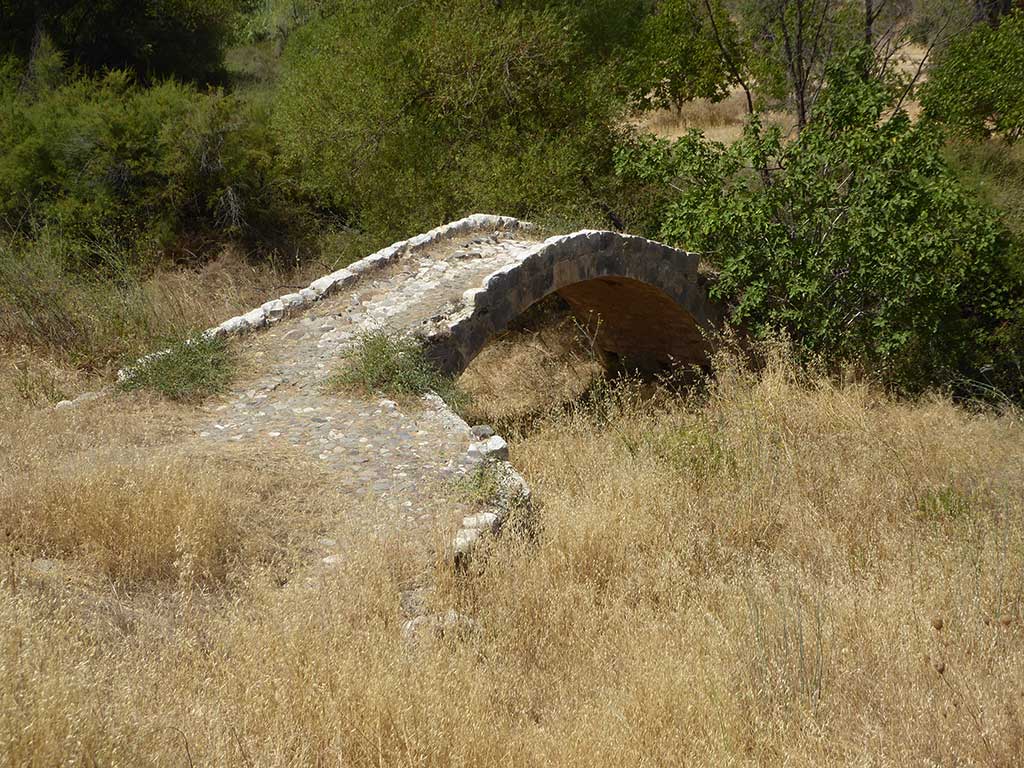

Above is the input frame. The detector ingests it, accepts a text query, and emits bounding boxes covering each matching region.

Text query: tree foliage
[0,0,241,83]
[617,50,1024,396]
[624,0,734,110]
[921,9,1024,142]
[272,0,654,237]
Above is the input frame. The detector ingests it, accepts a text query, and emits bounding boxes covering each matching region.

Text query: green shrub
[921,10,1024,142]
[120,335,235,402]
[0,69,303,274]
[616,49,1024,399]
[329,330,467,410]
[272,0,643,239]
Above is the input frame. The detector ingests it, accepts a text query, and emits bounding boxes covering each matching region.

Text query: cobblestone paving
[193,228,542,552]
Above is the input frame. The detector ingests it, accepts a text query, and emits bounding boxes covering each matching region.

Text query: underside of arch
[557,276,709,374]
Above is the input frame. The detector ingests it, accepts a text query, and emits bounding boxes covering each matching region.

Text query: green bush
[1,0,242,84]
[120,335,235,402]
[272,0,645,239]
[921,10,1024,142]
[329,330,467,410]
[616,49,1024,399]
[0,69,302,273]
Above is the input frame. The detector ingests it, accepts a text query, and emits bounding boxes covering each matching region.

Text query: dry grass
[458,296,603,431]
[636,88,795,144]
[0,396,351,588]
[0,245,326,414]
[3,342,1024,765]
[5,455,239,584]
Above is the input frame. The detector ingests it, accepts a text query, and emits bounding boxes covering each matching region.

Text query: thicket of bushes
[272,0,657,237]
[617,50,1024,400]
[1,0,1023,402]
[0,68,300,273]
[921,9,1024,143]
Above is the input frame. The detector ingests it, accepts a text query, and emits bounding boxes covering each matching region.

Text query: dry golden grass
[2,343,1024,765]
[5,455,238,584]
[0,396,355,589]
[636,89,795,144]
[0,245,327,414]
[458,297,603,431]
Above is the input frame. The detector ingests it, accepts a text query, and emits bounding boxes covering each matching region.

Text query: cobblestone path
[193,224,543,552]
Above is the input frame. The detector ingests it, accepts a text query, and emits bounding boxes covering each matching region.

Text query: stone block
[467,435,509,462]
[261,299,286,322]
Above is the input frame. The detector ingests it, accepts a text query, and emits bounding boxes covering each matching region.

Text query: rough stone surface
[463,511,500,532]
[262,299,286,322]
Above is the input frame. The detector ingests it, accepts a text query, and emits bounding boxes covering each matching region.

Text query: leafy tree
[0,0,241,83]
[624,0,734,111]
[616,49,1024,397]
[273,0,648,237]
[921,9,1024,142]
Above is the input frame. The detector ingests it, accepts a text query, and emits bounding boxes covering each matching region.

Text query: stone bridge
[414,218,723,376]
[106,214,722,580]
[193,214,722,378]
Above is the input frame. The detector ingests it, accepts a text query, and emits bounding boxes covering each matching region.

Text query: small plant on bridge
[120,335,235,402]
[329,329,467,410]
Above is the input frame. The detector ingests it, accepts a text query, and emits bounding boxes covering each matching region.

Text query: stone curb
[418,394,532,570]
[402,394,532,644]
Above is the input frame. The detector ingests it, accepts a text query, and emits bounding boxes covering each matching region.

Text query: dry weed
[2,344,1023,766]
[635,88,795,144]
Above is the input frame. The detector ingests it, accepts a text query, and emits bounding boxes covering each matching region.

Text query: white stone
[502,469,532,502]
[220,315,250,335]
[309,274,338,296]
[261,299,286,322]
[462,511,500,532]
[467,435,509,462]
[321,554,344,568]
[453,527,481,558]
[242,307,267,330]
[280,292,305,310]
[330,268,356,288]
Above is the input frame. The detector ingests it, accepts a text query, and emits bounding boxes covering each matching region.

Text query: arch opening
[556,276,709,376]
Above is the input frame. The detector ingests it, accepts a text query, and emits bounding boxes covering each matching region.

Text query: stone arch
[422,230,723,376]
